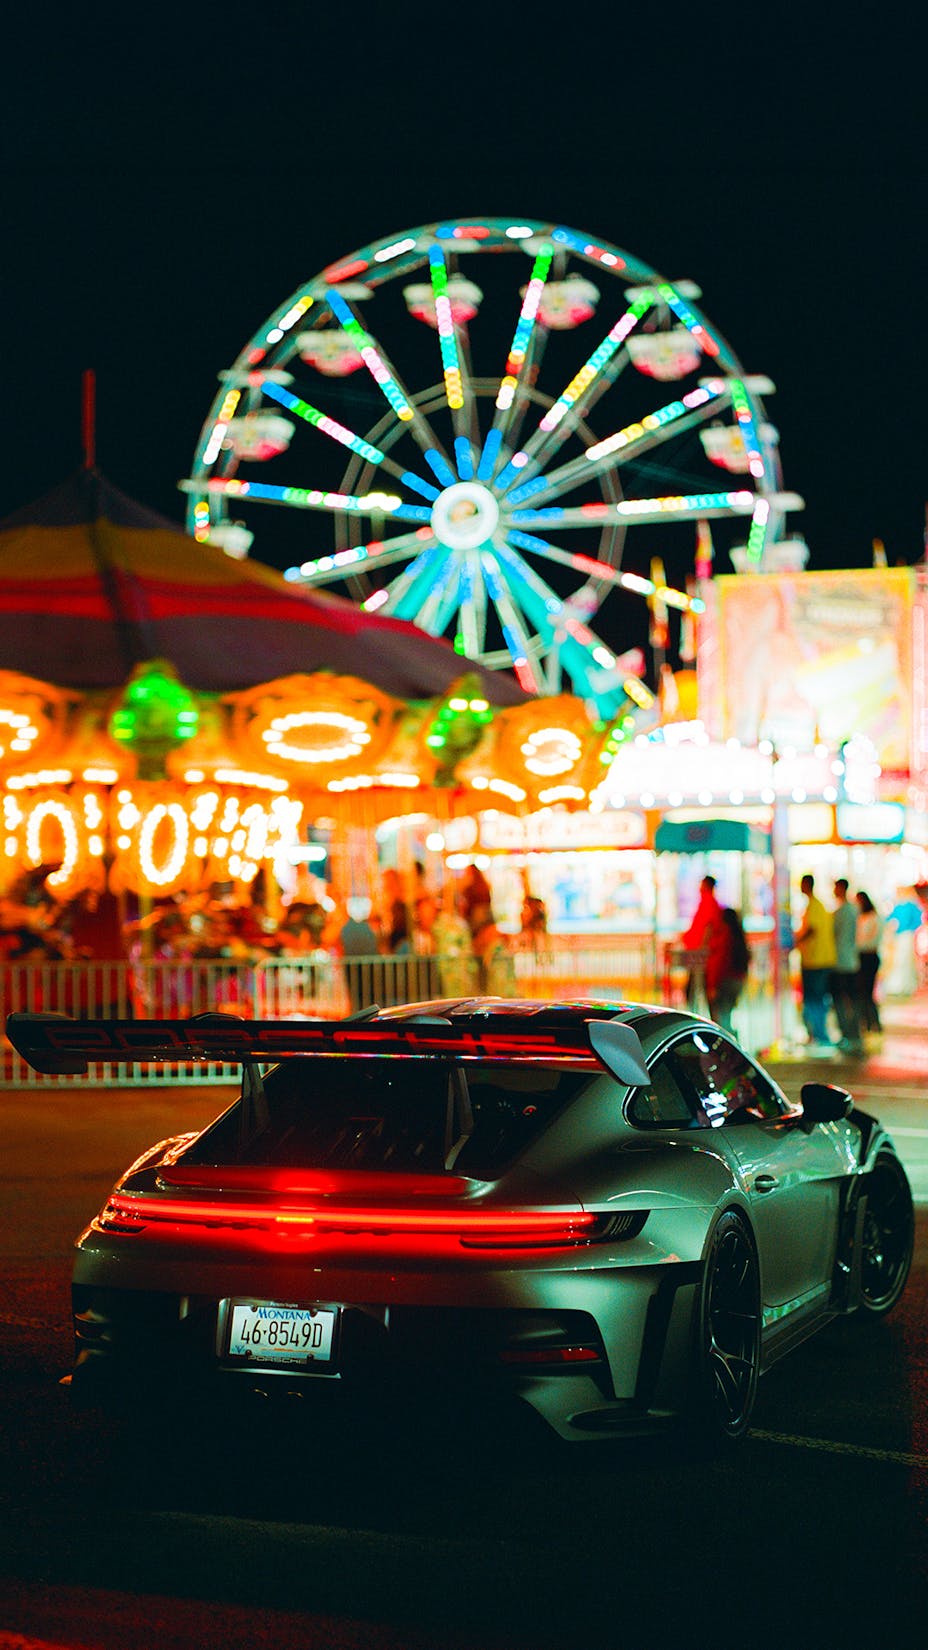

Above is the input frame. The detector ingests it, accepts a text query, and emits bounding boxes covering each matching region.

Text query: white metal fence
[0,933,787,1087]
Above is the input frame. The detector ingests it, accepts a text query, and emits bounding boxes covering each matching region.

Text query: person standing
[883,886,923,996]
[679,874,723,1010]
[855,890,883,1038]
[706,907,750,1034]
[337,897,380,1013]
[432,886,479,997]
[793,873,836,1052]
[830,879,863,1053]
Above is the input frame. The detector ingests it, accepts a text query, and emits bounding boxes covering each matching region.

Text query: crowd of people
[5,857,924,1043]
[0,861,544,1008]
[793,873,924,1054]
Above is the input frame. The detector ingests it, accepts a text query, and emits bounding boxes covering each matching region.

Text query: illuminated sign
[835,802,906,843]
[479,809,646,851]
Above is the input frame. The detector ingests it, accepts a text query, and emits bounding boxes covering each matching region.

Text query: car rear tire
[858,1151,914,1318]
[688,1210,760,1446]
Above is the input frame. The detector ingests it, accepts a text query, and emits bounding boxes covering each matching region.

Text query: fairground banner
[699,567,915,776]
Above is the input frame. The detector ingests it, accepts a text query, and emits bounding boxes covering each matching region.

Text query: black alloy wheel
[691,1211,761,1444]
[859,1152,914,1317]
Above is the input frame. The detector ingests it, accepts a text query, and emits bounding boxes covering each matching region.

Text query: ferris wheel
[182,218,802,715]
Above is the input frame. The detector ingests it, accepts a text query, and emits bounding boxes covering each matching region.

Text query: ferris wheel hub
[431,481,500,552]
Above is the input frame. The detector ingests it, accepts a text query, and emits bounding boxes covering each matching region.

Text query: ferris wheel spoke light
[416,553,462,631]
[656,283,721,359]
[535,295,653,436]
[744,497,771,565]
[285,528,432,584]
[423,559,465,636]
[399,470,441,502]
[458,548,488,658]
[509,491,756,529]
[493,537,572,625]
[582,383,727,465]
[492,295,653,497]
[182,476,430,523]
[381,540,450,620]
[490,243,555,458]
[500,245,554,394]
[730,378,767,481]
[488,548,576,688]
[454,436,475,480]
[503,528,703,614]
[428,245,468,415]
[502,382,726,511]
[493,450,533,493]
[476,427,505,482]
[424,448,458,487]
[480,550,545,692]
[260,380,387,465]
[324,287,416,425]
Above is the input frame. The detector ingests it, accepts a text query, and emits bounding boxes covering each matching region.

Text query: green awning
[654,819,771,855]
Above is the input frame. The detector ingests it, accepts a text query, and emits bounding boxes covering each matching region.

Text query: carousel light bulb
[138,803,189,888]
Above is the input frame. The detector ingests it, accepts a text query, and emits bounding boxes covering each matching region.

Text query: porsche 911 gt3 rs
[7,997,914,1447]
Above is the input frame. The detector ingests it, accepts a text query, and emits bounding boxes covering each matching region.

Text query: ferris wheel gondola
[182,219,802,715]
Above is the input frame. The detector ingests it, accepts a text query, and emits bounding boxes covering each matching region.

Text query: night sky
[3,10,925,671]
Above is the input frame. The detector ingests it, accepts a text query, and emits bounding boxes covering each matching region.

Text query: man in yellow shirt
[793,873,837,1052]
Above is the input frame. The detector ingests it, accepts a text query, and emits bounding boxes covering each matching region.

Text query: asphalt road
[1,1014,927,1650]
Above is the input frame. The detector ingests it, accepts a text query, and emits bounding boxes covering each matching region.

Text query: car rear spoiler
[4,1010,650,1087]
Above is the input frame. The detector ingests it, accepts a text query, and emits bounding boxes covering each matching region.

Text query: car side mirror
[800,1081,853,1131]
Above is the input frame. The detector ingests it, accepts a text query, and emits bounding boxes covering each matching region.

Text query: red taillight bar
[100,1193,598,1244]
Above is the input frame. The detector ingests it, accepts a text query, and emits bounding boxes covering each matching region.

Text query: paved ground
[2,995,928,1648]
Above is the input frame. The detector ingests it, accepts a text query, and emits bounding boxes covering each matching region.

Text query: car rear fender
[564,1138,740,1214]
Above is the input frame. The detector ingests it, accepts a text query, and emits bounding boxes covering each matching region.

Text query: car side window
[627,1054,701,1129]
[670,1032,787,1128]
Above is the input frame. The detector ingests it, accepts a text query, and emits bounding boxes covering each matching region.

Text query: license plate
[226,1300,337,1368]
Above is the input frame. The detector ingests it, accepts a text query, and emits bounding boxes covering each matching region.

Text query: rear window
[188,1057,594,1178]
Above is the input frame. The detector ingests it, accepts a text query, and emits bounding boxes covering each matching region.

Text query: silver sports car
[7,998,914,1447]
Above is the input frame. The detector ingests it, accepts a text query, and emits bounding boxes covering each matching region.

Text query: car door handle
[754,1175,778,1194]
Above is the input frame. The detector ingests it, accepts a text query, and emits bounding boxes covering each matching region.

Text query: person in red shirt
[679,876,722,1010]
[681,874,723,950]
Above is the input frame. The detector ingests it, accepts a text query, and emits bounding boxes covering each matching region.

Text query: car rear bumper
[70,1256,701,1441]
